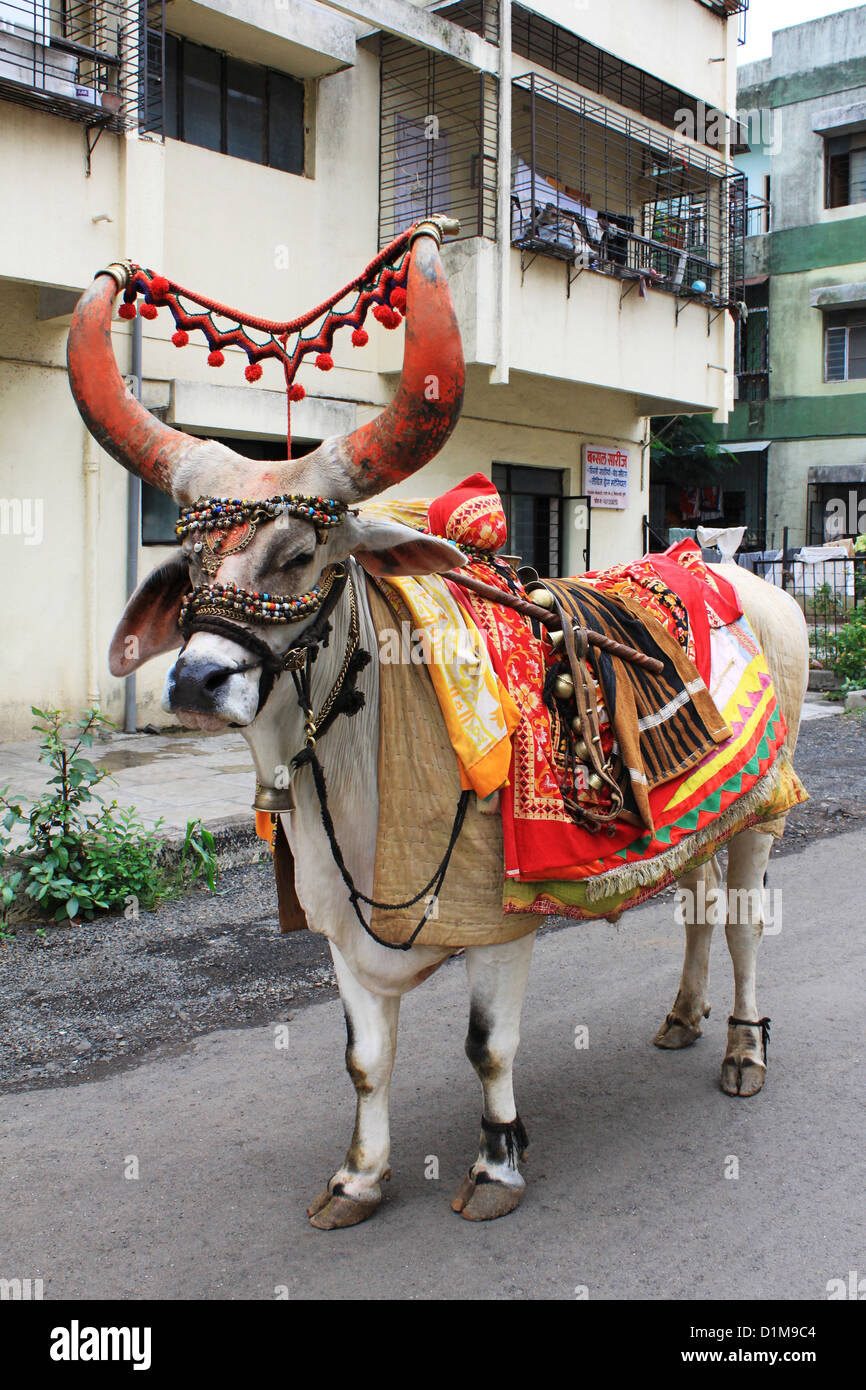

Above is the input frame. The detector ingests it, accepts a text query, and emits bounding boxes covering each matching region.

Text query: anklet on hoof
[721,1016,771,1097]
[480,1113,529,1164]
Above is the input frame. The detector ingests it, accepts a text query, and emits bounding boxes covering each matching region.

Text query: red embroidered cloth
[428,479,753,883]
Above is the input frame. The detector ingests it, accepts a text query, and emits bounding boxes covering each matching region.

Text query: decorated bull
[67,217,809,1228]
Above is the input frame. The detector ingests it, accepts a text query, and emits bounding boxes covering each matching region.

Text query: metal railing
[749,555,866,666]
[512,72,742,304]
[379,32,497,245]
[694,0,749,44]
[0,0,140,131]
[735,197,772,237]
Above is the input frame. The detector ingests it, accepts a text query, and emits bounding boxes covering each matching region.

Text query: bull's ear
[342,513,465,578]
[109,551,190,677]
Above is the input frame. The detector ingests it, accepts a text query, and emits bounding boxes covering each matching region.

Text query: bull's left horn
[290,218,465,502]
[67,264,211,499]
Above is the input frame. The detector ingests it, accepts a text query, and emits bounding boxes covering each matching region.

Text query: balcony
[511,73,741,308]
[694,0,749,43]
[0,0,139,131]
[378,36,740,415]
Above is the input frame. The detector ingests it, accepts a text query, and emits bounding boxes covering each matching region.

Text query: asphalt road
[1,826,863,1301]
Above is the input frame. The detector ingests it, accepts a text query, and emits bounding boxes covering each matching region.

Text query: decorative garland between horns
[118,228,416,451]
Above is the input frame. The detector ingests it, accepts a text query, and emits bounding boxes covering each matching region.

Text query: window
[141,436,318,544]
[163,35,305,174]
[826,132,866,209]
[824,310,866,382]
[492,464,565,576]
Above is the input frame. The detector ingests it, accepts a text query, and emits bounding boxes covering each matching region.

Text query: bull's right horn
[67,264,215,501]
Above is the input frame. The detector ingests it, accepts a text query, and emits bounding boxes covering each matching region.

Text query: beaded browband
[176,493,349,545]
[177,492,350,629]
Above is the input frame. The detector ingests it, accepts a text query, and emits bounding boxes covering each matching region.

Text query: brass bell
[547,628,565,649]
[253,782,296,813]
[587,772,604,791]
[528,587,556,610]
[571,731,590,761]
[553,672,574,700]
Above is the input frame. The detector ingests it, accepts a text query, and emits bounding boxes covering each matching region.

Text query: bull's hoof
[307,1178,385,1230]
[451,1171,524,1222]
[653,1005,710,1050]
[721,1020,768,1096]
[721,1055,766,1096]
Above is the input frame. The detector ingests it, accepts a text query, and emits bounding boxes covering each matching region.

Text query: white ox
[68,221,809,1228]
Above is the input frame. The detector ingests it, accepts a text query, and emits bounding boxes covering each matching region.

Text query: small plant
[0,707,218,927]
[831,604,866,695]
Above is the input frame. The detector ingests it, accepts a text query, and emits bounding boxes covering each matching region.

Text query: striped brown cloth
[544,579,732,833]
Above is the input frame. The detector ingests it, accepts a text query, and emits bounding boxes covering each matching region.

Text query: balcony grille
[695,0,749,44]
[513,72,743,305]
[0,0,141,131]
[379,33,498,246]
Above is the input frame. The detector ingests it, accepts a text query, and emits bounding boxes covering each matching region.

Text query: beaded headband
[176,493,349,546]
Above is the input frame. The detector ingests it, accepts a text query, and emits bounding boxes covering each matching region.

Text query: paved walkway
[0,729,254,834]
[800,691,844,722]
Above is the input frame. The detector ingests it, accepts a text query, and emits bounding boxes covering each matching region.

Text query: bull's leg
[452,934,535,1222]
[721,828,774,1097]
[307,944,400,1230]
[654,857,721,1049]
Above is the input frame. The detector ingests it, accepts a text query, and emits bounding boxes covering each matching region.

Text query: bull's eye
[281,551,316,573]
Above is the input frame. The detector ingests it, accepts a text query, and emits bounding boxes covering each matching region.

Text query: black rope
[480,1114,529,1168]
[728,1015,771,1063]
[292,742,470,952]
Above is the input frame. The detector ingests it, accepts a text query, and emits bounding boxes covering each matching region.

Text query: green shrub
[831,605,866,694]
[0,707,218,927]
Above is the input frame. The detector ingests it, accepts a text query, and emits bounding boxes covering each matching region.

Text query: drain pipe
[490,0,512,386]
[123,314,142,733]
[83,434,101,710]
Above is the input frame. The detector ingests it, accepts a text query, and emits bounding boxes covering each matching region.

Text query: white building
[0,0,743,735]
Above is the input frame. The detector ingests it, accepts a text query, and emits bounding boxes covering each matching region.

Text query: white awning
[721,439,769,453]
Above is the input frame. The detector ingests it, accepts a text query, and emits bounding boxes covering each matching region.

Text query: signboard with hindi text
[583,444,630,510]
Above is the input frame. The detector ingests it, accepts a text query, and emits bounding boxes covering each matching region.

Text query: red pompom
[171,329,189,347]
[315,353,334,371]
[118,303,137,320]
[373,304,401,330]
[149,275,170,298]
[351,328,369,347]
[139,303,158,320]
[390,287,407,311]
[207,349,225,367]
[245,362,263,382]
[287,383,306,402]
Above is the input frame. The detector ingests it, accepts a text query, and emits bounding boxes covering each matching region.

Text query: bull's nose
[169,655,234,712]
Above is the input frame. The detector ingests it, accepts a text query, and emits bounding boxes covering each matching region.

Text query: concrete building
[718,5,866,550]
[0,0,743,736]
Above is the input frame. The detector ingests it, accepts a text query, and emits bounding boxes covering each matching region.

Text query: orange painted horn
[67,265,210,499]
